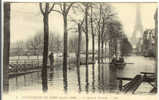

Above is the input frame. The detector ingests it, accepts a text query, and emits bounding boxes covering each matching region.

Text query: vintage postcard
[2,1,158,100]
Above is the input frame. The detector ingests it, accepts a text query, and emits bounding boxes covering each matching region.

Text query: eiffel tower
[131,4,144,48]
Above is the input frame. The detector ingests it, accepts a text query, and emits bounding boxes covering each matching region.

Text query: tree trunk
[105,42,107,62]
[63,14,68,92]
[92,35,95,61]
[109,41,111,62]
[77,23,81,92]
[3,2,10,93]
[85,6,89,84]
[98,5,102,64]
[42,13,49,92]
[98,24,101,64]
[101,40,104,63]
[91,7,95,62]
[92,64,95,92]
[101,18,105,63]
[109,40,113,62]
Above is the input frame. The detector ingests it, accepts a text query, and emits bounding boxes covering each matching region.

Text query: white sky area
[10,3,157,43]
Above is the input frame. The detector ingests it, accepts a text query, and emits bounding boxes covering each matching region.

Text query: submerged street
[8,56,156,94]
[3,3,157,97]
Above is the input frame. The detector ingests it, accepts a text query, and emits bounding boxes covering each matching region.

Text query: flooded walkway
[8,56,156,94]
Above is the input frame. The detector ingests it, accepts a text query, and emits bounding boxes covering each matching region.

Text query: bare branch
[81,26,86,33]
[52,9,62,14]
[60,3,63,12]
[68,14,85,26]
[80,18,85,26]
[39,3,44,15]
[69,18,79,24]
[78,3,85,13]
[66,3,74,14]
[67,27,77,32]
[48,3,55,13]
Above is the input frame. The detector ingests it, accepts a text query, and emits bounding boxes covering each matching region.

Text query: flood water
[8,56,156,94]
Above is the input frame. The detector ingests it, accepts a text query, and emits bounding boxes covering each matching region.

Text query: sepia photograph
[2,1,158,100]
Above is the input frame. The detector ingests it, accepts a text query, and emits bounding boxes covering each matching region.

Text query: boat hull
[109,63,126,68]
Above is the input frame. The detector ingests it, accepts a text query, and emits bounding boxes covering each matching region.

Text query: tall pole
[131,4,144,49]
[154,8,158,90]
[3,2,10,93]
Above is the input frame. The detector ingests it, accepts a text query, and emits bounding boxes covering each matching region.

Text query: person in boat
[119,56,124,63]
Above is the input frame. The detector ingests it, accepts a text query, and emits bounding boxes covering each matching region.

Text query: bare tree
[26,33,43,60]
[88,3,100,63]
[91,4,116,63]
[96,4,102,64]
[77,23,82,92]
[81,3,92,87]
[106,20,123,59]
[39,2,55,92]
[68,3,87,91]
[90,5,95,62]
[52,3,74,91]
[100,5,115,63]
[3,2,10,93]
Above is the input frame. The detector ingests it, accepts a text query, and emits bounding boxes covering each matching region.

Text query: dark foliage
[120,38,133,56]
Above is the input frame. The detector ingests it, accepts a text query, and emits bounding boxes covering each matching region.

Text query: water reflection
[98,63,101,93]
[31,73,33,84]
[8,56,155,94]
[63,71,68,92]
[15,76,18,89]
[101,64,104,92]
[108,65,117,92]
[76,65,81,92]
[85,65,89,93]
[41,69,48,92]
[37,71,40,80]
[92,64,95,92]
[24,74,26,87]
[49,69,54,82]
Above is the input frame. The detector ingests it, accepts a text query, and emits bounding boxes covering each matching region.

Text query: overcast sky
[10,3,157,43]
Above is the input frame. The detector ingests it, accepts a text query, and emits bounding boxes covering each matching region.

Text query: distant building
[142,29,155,56]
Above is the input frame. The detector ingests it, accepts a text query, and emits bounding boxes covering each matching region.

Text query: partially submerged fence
[9,59,42,73]
[9,56,77,73]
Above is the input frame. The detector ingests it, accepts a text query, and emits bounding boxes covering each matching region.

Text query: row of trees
[38,2,126,92]
[3,2,130,93]
[10,32,63,58]
[10,32,87,61]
